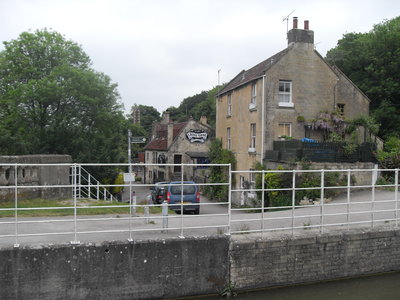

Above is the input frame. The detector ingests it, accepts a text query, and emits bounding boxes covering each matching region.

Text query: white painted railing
[0,163,399,247]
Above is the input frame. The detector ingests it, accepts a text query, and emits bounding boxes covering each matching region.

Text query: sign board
[131,137,147,143]
[186,129,208,143]
[123,173,136,182]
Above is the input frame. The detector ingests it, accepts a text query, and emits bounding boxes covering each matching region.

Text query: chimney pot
[304,20,309,30]
[293,17,298,29]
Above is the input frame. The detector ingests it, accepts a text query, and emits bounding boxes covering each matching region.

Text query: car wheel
[194,208,200,215]
[175,210,181,215]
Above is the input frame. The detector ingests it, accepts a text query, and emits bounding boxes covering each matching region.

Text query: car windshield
[170,185,196,195]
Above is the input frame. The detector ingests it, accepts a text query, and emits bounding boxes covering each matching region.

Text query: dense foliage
[0,29,129,164]
[326,16,400,137]
[205,139,236,201]
[166,85,221,128]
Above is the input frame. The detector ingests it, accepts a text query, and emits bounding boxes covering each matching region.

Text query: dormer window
[278,80,294,107]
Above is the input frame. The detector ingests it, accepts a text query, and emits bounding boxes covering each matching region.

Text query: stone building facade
[144,113,212,183]
[216,18,371,191]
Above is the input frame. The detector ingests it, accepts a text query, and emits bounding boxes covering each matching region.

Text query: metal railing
[0,163,399,247]
[70,165,115,201]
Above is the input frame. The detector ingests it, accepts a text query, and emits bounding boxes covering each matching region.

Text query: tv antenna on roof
[283,10,295,34]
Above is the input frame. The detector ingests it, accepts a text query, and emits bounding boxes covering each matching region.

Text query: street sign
[131,137,147,143]
[124,173,136,182]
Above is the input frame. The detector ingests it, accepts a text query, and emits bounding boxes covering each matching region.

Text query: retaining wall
[2,229,400,299]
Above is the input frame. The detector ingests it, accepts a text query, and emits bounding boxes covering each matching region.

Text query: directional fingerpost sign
[131,137,147,143]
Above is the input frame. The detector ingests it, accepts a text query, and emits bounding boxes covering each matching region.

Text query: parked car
[151,182,169,204]
[163,181,200,214]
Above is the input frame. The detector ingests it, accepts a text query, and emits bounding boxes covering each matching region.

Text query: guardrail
[0,163,399,247]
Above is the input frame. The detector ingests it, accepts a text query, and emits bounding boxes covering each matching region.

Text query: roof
[145,122,187,151]
[217,47,290,96]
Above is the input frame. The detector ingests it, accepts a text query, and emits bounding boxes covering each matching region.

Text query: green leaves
[0,29,127,167]
[326,17,400,137]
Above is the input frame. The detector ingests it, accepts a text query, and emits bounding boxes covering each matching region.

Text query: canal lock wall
[2,228,400,299]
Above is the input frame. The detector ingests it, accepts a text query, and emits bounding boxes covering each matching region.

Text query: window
[249,123,256,151]
[227,127,231,150]
[278,80,293,107]
[251,83,257,104]
[278,123,292,137]
[152,152,157,164]
[227,94,232,116]
[240,176,245,189]
[249,83,257,110]
[337,103,345,116]
[249,168,255,186]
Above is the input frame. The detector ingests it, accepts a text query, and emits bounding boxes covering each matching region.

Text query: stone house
[144,112,212,183]
[216,18,371,191]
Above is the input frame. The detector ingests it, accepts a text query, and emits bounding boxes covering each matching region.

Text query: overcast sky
[1,0,399,115]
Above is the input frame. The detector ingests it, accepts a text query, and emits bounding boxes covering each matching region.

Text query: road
[0,187,399,247]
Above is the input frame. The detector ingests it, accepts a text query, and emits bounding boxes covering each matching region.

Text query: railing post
[71,164,80,245]
[78,165,82,199]
[261,170,265,237]
[96,182,99,200]
[292,170,296,236]
[179,163,184,238]
[396,169,399,228]
[347,169,351,231]
[227,164,232,236]
[371,168,376,228]
[162,200,169,233]
[88,173,91,198]
[14,164,19,248]
[320,170,325,233]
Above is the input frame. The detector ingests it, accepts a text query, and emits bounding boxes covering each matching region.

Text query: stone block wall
[0,155,72,201]
[230,229,400,290]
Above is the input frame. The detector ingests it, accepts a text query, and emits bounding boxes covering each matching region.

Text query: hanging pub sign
[186,129,208,143]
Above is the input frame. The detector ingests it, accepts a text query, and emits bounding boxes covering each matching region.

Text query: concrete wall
[2,229,400,299]
[0,236,229,300]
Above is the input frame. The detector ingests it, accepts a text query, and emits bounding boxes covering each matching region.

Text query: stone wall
[230,229,400,290]
[0,155,72,201]
[2,229,400,299]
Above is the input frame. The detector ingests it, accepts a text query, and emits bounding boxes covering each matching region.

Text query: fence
[269,140,376,163]
[0,163,399,247]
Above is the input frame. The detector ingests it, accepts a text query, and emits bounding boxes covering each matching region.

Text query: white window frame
[249,83,257,111]
[249,123,256,152]
[278,123,292,138]
[227,94,232,116]
[278,80,293,107]
[249,168,255,185]
[227,127,231,150]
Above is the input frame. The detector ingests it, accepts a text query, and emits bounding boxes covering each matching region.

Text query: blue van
[163,181,200,214]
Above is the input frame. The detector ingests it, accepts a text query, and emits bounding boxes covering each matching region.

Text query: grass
[0,198,163,218]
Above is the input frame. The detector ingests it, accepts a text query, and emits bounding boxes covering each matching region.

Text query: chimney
[293,17,298,29]
[161,111,170,124]
[200,116,208,125]
[287,17,314,45]
[167,123,173,148]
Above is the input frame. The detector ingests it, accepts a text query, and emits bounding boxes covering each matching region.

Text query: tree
[205,139,236,201]
[129,104,161,136]
[0,29,127,167]
[326,17,400,137]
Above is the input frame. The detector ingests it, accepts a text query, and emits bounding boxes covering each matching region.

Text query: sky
[1,0,399,115]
